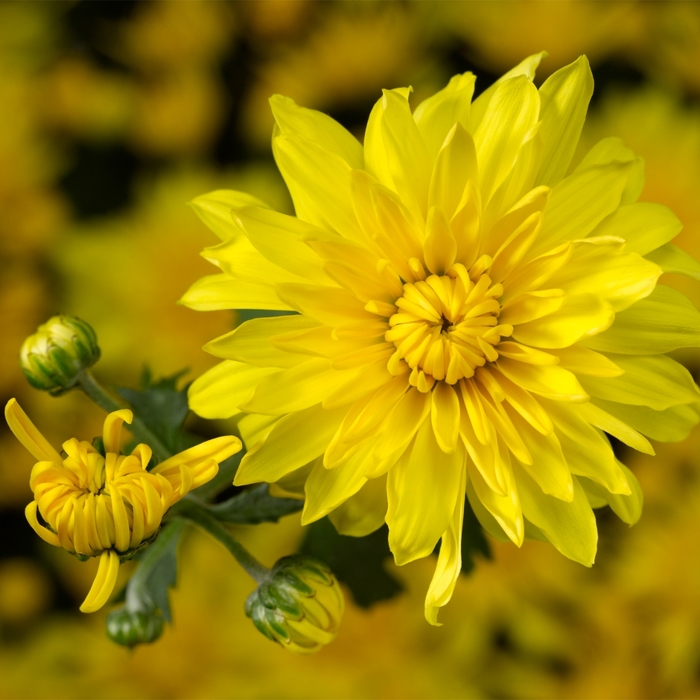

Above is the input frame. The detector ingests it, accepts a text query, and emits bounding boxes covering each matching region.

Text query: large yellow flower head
[5,399,241,613]
[182,54,700,623]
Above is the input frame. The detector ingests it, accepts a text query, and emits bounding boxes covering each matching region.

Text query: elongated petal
[387,421,465,565]
[474,75,540,203]
[276,283,373,326]
[646,243,700,281]
[592,399,700,443]
[180,273,289,311]
[532,161,633,256]
[514,467,597,566]
[188,361,280,419]
[234,206,332,284]
[273,134,363,241]
[188,189,270,241]
[431,382,461,453]
[5,399,63,464]
[496,357,588,402]
[425,467,466,626]
[585,285,700,354]
[580,354,700,410]
[592,202,682,256]
[270,94,363,169]
[535,56,594,187]
[414,72,475,158]
[235,404,345,485]
[102,409,134,454]
[25,501,61,546]
[241,358,359,415]
[80,550,120,613]
[155,435,241,474]
[205,316,313,369]
[328,475,388,537]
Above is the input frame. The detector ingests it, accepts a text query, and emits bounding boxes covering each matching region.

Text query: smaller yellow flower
[4,398,241,613]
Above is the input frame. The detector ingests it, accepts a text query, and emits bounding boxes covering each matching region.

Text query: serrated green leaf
[124,519,186,623]
[117,368,190,455]
[208,484,302,524]
[299,519,402,608]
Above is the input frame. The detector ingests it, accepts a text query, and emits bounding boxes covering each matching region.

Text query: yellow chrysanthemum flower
[4,399,241,613]
[182,54,700,623]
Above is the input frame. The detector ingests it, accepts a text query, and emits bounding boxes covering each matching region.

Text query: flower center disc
[385,271,512,392]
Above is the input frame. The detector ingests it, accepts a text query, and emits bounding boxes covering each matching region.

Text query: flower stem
[173,499,270,584]
[77,371,172,463]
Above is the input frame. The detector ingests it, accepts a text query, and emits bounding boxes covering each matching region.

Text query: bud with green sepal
[20,315,100,395]
[106,606,164,648]
[245,555,344,654]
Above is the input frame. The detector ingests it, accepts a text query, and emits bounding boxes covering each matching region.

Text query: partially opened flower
[182,53,700,623]
[4,399,241,612]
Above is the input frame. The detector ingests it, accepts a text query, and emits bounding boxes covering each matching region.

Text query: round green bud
[105,606,164,648]
[20,315,100,395]
[245,555,344,655]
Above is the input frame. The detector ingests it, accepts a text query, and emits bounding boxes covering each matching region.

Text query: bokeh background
[1,1,700,698]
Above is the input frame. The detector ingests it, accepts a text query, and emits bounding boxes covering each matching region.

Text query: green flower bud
[20,315,100,395]
[245,555,344,655]
[105,606,164,648]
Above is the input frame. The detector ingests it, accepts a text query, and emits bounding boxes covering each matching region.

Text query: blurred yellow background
[1,1,700,698]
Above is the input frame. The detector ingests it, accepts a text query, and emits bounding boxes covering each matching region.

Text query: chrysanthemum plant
[9,53,700,651]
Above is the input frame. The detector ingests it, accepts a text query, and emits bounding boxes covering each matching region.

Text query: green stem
[77,371,172,462]
[173,499,270,584]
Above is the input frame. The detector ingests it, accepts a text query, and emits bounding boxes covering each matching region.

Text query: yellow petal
[428,123,478,219]
[241,358,359,415]
[188,189,270,242]
[646,242,700,281]
[576,402,654,455]
[425,466,466,626]
[592,399,700,444]
[532,161,634,256]
[270,94,363,169]
[512,293,614,349]
[102,409,133,454]
[591,202,682,256]
[549,345,623,378]
[499,289,566,326]
[328,475,388,537]
[155,435,241,474]
[535,56,594,187]
[580,462,643,526]
[235,404,345,486]
[204,316,314,369]
[431,382,460,454]
[466,446,523,546]
[301,451,369,525]
[275,282,373,326]
[380,88,432,222]
[470,51,546,131]
[188,361,280,419]
[234,206,332,284]
[513,467,597,567]
[580,354,700,411]
[80,550,120,613]
[25,501,61,546]
[273,133,363,242]
[387,421,465,565]
[474,75,540,203]
[180,273,289,311]
[496,357,588,402]
[424,206,457,275]
[5,399,63,465]
[413,72,475,158]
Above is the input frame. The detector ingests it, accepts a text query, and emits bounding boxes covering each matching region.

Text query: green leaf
[460,497,492,575]
[117,368,191,456]
[299,519,403,608]
[124,519,186,623]
[208,484,302,524]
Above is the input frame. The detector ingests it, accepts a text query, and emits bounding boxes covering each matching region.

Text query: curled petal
[5,399,63,464]
[24,501,61,547]
[80,550,120,613]
[102,409,133,454]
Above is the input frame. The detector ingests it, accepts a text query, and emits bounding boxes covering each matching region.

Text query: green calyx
[106,606,164,648]
[20,314,100,395]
